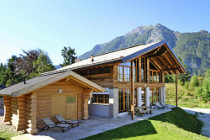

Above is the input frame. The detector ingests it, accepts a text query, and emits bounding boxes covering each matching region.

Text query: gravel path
[181,107,210,138]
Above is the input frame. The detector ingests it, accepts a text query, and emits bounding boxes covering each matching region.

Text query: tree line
[0,46,77,86]
[165,58,210,103]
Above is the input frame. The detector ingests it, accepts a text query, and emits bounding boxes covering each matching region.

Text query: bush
[190,75,199,87]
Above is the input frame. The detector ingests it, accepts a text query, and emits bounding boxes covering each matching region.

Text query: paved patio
[11,106,173,140]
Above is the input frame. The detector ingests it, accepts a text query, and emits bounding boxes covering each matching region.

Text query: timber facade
[0,41,186,133]
[74,42,186,117]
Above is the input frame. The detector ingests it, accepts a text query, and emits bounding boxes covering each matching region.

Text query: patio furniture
[160,102,169,108]
[40,117,71,133]
[55,115,80,128]
[154,102,166,110]
[135,106,154,117]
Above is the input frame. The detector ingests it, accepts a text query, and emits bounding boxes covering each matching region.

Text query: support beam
[147,59,150,83]
[175,73,178,107]
[27,92,38,134]
[139,57,141,82]
[17,95,26,130]
[109,88,119,118]
[130,61,134,120]
[82,89,92,119]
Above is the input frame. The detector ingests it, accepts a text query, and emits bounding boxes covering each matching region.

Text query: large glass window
[124,67,130,82]
[125,89,130,110]
[118,66,123,82]
[118,61,138,82]
[149,88,160,105]
[119,89,124,111]
[118,62,131,82]
[118,88,133,112]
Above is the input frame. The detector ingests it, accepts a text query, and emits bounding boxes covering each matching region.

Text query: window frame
[92,94,109,104]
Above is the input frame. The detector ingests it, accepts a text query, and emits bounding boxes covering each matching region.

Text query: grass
[165,83,210,108]
[0,124,24,140]
[82,108,208,140]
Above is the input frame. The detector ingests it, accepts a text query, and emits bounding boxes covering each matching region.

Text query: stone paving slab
[12,107,173,140]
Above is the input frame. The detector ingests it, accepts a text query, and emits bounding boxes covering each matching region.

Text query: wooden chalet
[0,41,186,134]
[44,41,186,118]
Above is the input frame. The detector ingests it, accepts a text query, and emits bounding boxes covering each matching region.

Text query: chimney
[23,77,26,84]
[75,59,81,63]
[90,56,94,62]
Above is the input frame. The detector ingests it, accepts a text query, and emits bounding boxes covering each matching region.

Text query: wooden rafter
[150,58,166,70]
[163,53,174,66]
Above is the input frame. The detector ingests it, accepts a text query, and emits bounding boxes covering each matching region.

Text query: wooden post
[17,95,26,130]
[147,59,150,83]
[139,57,141,82]
[83,89,92,119]
[28,93,38,134]
[131,61,134,120]
[175,72,178,107]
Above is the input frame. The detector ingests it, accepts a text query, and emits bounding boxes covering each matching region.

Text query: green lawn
[166,83,210,108]
[82,108,208,140]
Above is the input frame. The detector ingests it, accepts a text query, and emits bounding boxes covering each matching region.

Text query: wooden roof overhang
[0,71,105,97]
[122,41,186,75]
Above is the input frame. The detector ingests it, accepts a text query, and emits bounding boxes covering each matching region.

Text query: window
[66,96,76,103]
[118,61,138,82]
[149,61,161,83]
[124,67,130,82]
[92,94,109,104]
[149,88,160,105]
[119,88,132,112]
[149,70,161,83]
[141,57,145,82]
[118,66,123,82]
[125,89,130,110]
[119,89,124,111]
[134,88,137,107]
[80,66,111,76]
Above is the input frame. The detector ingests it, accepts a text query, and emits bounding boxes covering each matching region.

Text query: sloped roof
[0,71,105,97]
[43,41,186,75]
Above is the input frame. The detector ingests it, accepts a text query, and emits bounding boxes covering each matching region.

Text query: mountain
[78,24,210,75]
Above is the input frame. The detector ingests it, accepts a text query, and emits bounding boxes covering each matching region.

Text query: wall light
[58,89,62,94]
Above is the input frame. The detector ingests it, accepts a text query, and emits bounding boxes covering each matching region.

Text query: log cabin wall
[3,77,93,134]
[35,78,88,128]
[10,97,18,129]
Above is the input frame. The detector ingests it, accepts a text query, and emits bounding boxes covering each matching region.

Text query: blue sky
[0,0,209,65]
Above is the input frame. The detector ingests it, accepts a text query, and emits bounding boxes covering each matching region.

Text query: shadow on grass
[83,120,157,140]
[149,107,203,134]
